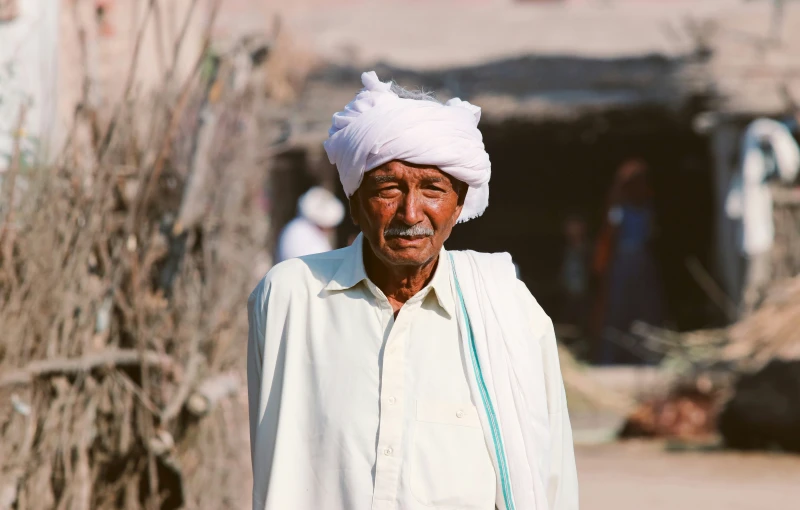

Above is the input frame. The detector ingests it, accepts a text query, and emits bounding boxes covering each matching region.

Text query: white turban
[323,71,491,222]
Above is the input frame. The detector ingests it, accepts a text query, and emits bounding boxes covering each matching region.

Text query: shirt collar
[426,248,455,318]
[324,233,455,318]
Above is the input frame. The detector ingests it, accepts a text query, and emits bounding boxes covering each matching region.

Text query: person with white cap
[725,118,800,315]
[276,186,345,262]
[248,72,578,510]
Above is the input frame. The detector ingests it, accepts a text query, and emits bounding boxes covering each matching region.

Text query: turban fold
[323,71,491,222]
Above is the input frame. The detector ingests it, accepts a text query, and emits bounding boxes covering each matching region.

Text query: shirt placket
[370,292,420,510]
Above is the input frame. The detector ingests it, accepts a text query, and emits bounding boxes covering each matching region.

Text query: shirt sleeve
[247,271,292,510]
[516,281,580,510]
[247,279,268,509]
[247,279,265,472]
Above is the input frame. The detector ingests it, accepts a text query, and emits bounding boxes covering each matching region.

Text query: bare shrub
[0,5,280,508]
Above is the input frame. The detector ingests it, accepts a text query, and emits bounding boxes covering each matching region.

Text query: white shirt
[248,235,577,510]
[276,216,333,262]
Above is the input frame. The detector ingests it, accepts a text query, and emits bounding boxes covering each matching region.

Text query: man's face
[350,160,466,268]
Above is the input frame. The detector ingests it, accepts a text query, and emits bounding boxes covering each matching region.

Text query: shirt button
[383,447,393,456]
[456,410,465,419]
[388,397,397,405]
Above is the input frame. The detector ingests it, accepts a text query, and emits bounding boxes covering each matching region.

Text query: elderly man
[248,72,578,510]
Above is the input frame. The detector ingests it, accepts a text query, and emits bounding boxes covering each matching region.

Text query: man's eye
[377,186,400,196]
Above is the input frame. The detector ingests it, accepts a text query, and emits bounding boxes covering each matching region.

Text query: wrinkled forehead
[362,160,464,188]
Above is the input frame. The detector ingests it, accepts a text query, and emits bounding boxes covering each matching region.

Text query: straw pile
[0,6,285,508]
[625,266,800,443]
[723,275,800,370]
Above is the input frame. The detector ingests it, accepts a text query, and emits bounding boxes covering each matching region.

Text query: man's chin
[380,243,437,267]
[385,235,431,250]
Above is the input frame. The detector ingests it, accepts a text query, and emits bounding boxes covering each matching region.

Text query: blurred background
[2,0,800,509]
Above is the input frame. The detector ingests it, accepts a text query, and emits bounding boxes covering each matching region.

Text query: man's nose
[398,190,424,225]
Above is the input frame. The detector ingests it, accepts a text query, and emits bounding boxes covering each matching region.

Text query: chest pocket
[410,399,496,508]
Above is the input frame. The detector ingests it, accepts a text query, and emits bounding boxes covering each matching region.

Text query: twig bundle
[0,3,275,507]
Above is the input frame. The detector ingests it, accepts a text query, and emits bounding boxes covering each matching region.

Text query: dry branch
[160,333,203,423]
[98,0,158,159]
[134,43,206,229]
[0,2,296,506]
[164,0,200,87]
[186,371,241,417]
[1,105,27,262]
[0,402,36,510]
[0,350,173,387]
[685,256,737,322]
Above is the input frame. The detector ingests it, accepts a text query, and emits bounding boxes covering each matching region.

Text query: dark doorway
[446,109,719,333]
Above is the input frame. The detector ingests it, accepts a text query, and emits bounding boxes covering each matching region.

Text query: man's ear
[348,193,360,227]
[457,180,468,207]
[449,181,466,223]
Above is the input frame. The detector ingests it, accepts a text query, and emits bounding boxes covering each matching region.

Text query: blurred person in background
[248,72,578,510]
[725,118,800,316]
[592,159,664,365]
[275,186,345,262]
[558,214,591,354]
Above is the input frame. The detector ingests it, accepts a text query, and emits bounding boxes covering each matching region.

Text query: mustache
[384,224,435,238]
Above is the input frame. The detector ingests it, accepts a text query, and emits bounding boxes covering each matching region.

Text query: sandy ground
[576,441,800,510]
[571,378,800,510]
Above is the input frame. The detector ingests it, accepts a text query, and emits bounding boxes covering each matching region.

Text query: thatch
[277,1,800,137]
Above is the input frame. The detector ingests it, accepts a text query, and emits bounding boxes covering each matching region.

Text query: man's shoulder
[251,246,351,298]
[449,248,550,321]
[448,248,513,264]
[448,249,516,282]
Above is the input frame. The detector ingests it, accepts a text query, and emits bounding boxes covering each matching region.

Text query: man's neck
[363,243,439,316]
